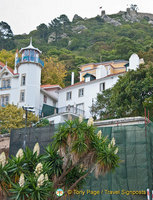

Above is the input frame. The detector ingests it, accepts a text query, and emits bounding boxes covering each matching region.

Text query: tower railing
[16,56,44,67]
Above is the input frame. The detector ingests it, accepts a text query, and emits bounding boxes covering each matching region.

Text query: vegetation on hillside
[1,12,153,86]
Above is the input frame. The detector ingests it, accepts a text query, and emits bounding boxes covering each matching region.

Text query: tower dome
[18,38,44,67]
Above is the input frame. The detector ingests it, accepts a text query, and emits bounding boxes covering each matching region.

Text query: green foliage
[35,119,50,127]
[0,21,16,50]
[37,23,49,42]
[0,118,119,199]
[2,14,153,85]
[0,49,15,68]
[91,63,153,120]
[0,104,38,134]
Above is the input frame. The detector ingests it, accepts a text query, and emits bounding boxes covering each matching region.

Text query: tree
[0,21,15,50]
[41,57,67,87]
[115,37,139,59]
[0,118,119,199]
[0,104,38,134]
[91,64,153,120]
[0,49,15,68]
[49,18,63,43]
[59,15,70,32]
[37,23,48,42]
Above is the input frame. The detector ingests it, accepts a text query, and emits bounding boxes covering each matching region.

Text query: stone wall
[0,134,10,157]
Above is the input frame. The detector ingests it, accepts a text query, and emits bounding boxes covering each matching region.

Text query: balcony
[58,106,85,116]
[0,86,11,90]
[16,56,44,67]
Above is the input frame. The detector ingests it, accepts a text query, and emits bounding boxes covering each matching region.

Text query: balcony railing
[0,86,11,90]
[16,56,44,67]
[58,106,85,116]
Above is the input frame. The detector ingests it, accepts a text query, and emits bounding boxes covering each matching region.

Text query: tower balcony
[16,56,44,67]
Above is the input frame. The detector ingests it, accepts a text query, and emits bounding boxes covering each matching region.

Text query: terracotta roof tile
[41,84,60,88]
[63,81,85,89]
[0,62,5,67]
[0,61,18,75]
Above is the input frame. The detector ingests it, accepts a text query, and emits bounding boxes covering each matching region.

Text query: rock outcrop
[101,11,121,26]
[72,25,87,33]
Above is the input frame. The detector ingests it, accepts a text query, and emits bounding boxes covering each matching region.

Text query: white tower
[17,38,44,115]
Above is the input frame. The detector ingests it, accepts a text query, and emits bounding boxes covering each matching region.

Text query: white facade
[0,41,59,115]
[50,53,143,123]
[58,73,121,119]
[128,53,140,71]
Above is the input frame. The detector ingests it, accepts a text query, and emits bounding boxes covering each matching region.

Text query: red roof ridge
[41,84,60,88]
[0,61,17,75]
[63,81,84,89]
[0,61,5,67]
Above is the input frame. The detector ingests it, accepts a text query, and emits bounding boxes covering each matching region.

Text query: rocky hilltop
[101,8,153,26]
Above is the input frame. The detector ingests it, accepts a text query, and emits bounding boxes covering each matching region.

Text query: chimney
[71,72,74,85]
[14,49,18,74]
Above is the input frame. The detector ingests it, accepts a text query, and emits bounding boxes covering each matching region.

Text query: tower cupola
[18,38,44,67]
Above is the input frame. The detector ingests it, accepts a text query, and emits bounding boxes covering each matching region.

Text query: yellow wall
[80,62,127,81]
[80,64,95,72]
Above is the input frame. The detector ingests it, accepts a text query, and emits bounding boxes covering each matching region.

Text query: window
[66,91,72,100]
[78,88,84,97]
[100,82,105,91]
[43,95,47,103]
[21,74,26,86]
[20,90,25,102]
[0,95,9,106]
[1,79,11,88]
[76,103,84,115]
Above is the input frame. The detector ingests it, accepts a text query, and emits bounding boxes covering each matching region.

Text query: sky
[1,0,153,35]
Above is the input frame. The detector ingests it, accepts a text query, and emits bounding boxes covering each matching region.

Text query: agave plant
[53,118,119,196]
[0,118,119,200]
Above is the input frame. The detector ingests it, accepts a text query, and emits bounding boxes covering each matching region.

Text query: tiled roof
[80,60,128,68]
[64,81,84,89]
[41,84,60,88]
[0,61,18,75]
[0,62,5,67]
[106,71,125,77]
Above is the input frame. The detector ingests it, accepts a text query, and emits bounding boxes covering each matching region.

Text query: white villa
[47,53,144,123]
[0,40,144,123]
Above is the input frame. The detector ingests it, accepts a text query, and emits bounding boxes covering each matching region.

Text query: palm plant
[53,118,119,198]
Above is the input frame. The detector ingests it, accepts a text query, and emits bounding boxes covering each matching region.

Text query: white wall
[58,74,121,118]
[18,63,41,115]
[128,53,139,71]
[43,88,59,100]
[96,65,108,79]
[39,91,55,111]
[0,70,20,106]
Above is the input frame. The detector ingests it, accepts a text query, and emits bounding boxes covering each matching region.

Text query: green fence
[69,123,153,200]
[10,121,153,200]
